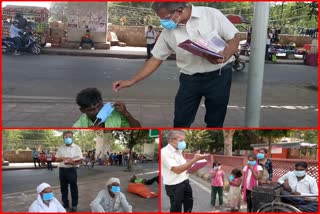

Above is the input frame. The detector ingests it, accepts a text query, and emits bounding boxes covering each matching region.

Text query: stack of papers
[187,159,209,174]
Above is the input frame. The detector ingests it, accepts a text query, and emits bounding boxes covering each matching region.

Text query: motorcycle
[232,52,246,72]
[2,30,41,55]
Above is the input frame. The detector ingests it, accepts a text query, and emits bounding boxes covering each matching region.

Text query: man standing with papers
[113,2,240,127]
[162,130,209,212]
[56,131,83,212]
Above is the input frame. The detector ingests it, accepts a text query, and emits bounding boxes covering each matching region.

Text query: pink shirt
[230,177,242,187]
[210,169,225,187]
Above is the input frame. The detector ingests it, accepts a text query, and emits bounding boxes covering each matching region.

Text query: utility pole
[245,2,270,127]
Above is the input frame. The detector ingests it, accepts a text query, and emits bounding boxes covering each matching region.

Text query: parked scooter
[232,52,246,72]
[2,30,41,55]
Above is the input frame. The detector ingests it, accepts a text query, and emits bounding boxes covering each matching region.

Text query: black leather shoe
[71,207,77,212]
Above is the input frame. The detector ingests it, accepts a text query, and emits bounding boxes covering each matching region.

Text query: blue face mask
[294,170,306,177]
[95,103,114,125]
[229,175,235,181]
[257,153,265,159]
[42,192,54,201]
[160,19,177,30]
[177,141,186,150]
[248,160,256,166]
[111,185,120,193]
[64,137,72,145]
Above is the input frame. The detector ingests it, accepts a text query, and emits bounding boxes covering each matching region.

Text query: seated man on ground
[73,88,141,127]
[277,161,318,212]
[90,177,132,212]
[79,29,95,50]
[129,175,159,185]
[29,183,66,212]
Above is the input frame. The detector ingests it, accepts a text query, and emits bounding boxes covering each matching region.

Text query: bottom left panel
[2,129,160,213]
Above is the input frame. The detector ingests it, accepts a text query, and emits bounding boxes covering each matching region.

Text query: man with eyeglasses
[113,2,239,128]
[161,130,209,212]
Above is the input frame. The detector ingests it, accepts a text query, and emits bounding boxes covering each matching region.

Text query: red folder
[178,40,224,59]
[187,159,209,174]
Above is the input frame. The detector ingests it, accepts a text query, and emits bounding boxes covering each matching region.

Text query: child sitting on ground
[73,87,141,127]
[210,161,225,211]
[228,168,243,212]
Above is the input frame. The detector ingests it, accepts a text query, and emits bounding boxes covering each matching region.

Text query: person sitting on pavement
[277,161,318,212]
[79,29,95,50]
[29,183,66,212]
[90,177,133,212]
[129,175,159,185]
[73,87,141,127]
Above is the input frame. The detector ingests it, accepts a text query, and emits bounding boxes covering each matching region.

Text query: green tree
[184,130,212,152]
[257,130,293,153]
[112,130,151,171]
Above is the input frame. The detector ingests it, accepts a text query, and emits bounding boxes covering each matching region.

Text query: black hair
[259,148,268,154]
[151,2,188,13]
[212,161,221,167]
[76,88,103,108]
[63,131,73,137]
[231,168,243,178]
[295,162,308,169]
[86,29,90,33]
[248,154,256,160]
[148,25,153,29]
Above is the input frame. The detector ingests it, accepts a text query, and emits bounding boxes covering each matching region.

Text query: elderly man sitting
[29,183,66,212]
[90,177,132,212]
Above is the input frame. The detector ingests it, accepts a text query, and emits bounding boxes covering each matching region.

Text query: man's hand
[283,180,291,191]
[112,80,134,92]
[291,192,301,195]
[114,102,129,116]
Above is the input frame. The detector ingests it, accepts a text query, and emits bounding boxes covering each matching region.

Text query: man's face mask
[177,141,186,150]
[160,11,180,30]
[42,192,54,202]
[64,137,72,145]
[111,185,120,193]
[93,102,114,125]
[294,170,306,177]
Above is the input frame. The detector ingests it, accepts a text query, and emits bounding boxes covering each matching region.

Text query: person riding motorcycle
[9,13,31,55]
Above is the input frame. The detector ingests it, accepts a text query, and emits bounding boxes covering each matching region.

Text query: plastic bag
[127,183,157,198]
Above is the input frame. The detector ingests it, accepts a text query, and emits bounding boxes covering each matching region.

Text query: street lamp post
[245,2,270,127]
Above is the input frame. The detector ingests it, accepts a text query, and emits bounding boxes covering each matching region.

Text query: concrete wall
[108,25,313,47]
[66,2,108,42]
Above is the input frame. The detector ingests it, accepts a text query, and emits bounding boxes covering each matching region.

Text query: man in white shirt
[162,130,209,212]
[56,131,83,212]
[29,183,66,212]
[145,25,156,60]
[278,161,318,212]
[113,2,239,128]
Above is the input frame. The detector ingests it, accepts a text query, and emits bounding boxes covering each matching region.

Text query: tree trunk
[95,132,111,159]
[223,130,236,156]
[127,147,133,172]
[268,136,272,157]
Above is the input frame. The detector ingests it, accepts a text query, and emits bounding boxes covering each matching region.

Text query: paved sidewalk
[2,164,159,212]
[2,95,317,127]
[42,46,305,64]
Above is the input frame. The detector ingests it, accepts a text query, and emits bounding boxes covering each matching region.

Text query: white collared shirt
[56,143,83,168]
[29,195,66,212]
[278,171,318,196]
[161,144,189,185]
[152,5,239,75]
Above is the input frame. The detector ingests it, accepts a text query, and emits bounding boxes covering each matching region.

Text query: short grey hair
[151,2,188,13]
[167,130,185,141]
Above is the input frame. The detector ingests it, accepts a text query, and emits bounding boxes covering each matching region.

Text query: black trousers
[246,189,253,212]
[33,157,40,167]
[59,168,78,208]
[13,36,22,51]
[144,175,159,185]
[165,179,193,212]
[174,65,232,127]
[146,43,155,59]
[80,38,94,48]
[47,161,53,170]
